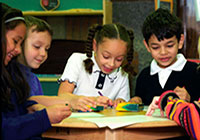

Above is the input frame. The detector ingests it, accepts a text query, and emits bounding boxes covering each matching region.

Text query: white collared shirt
[59,52,130,101]
[150,54,187,88]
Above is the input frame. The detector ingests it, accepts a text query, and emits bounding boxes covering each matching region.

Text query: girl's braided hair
[84,23,136,76]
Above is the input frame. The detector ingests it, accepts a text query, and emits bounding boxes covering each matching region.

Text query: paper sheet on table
[80,115,169,129]
[69,112,104,118]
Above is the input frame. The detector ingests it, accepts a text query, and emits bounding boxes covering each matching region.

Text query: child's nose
[14,45,22,55]
[109,59,115,67]
[160,47,167,54]
[40,49,46,56]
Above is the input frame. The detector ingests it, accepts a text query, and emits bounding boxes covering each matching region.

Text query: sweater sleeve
[29,73,44,96]
[2,109,51,140]
[135,68,150,104]
[158,91,200,140]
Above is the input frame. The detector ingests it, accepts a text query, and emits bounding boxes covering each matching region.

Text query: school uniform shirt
[135,54,199,105]
[2,90,51,140]
[19,63,43,96]
[59,53,130,101]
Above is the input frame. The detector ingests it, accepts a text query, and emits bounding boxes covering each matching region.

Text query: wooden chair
[154,0,173,13]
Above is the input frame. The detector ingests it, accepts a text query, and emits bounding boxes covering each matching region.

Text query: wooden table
[42,109,186,140]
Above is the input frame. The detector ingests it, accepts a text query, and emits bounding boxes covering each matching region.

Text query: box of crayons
[116,102,144,112]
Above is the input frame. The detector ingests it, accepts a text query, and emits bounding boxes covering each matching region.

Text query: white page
[80,115,169,129]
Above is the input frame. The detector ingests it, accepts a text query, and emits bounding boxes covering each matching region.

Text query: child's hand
[70,96,96,112]
[113,98,125,107]
[46,104,72,124]
[129,96,142,104]
[174,86,190,102]
[146,96,163,116]
[95,96,113,108]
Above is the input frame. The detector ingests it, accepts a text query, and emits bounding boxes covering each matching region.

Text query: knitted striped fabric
[158,91,200,140]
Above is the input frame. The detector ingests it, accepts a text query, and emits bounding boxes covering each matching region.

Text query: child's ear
[178,34,185,49]
[93,39,97,52]
[143,39,151,52]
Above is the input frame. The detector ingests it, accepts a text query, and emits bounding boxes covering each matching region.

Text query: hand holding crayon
[97,91,113,108]
[69,95,96,112]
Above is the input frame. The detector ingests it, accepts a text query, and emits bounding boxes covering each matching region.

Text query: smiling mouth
[103,66,113,73]
[7,53,15,60]
[35,59,43,63]
[160,57,170,62]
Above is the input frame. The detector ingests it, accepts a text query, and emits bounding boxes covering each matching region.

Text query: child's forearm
[27,103,46,113]
[163,94,200,140]
[28,96,69,106]
[57,92,78,103]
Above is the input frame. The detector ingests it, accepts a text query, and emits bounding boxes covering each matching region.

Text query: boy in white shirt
[130,8,199,105]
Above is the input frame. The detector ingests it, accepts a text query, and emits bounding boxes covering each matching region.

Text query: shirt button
[98,83,102,88]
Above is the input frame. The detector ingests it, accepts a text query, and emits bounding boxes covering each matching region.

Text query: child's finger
[131,97,142,104]
[146,103,153,115]
[85,97,96,104]
[160,111,164,117]
[146,109,155,116]
[77,103,92,112]
[108,99,113,106]
[81,97,96,108]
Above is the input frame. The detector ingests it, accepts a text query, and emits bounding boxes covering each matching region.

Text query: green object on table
[90,106,104,112]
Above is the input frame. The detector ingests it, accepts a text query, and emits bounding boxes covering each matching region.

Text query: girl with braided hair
[58,23,135,110]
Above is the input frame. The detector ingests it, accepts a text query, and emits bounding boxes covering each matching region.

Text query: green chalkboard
[0,0,102,11]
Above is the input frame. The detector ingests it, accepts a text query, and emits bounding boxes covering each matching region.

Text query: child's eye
[167,44,174,48]
[116,58,123,62]
[33,45,40,49]
[13,39,18,45]
[103,55,109,59]
[151,46,159,50]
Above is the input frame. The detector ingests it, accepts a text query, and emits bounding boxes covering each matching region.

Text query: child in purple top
[17,16,101,112]
[17,15,52,96]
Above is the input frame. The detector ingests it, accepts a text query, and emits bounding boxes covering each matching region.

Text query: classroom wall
[0,0,103,40]
[0,0,102,11]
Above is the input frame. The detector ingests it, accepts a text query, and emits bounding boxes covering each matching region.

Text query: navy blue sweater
[2,91,51,140]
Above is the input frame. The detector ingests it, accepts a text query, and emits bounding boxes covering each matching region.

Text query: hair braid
[127,30,134,63]
[122,29,137,76]
[84,24,102,73]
